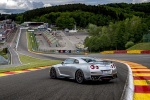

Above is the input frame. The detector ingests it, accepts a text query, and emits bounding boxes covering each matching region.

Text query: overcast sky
[0,0,149,10]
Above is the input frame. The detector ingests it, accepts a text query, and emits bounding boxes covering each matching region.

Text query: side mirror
[61,62,64,65]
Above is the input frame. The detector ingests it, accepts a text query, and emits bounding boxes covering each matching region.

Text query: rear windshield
[82,58,96,63]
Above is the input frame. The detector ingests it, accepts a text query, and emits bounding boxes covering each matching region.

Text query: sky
[0,0,149,14]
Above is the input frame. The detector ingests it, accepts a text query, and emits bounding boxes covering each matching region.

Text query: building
[0,19,16,43]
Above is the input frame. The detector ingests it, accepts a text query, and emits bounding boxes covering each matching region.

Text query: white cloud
[44,4,52,7]
[0,0,45,10]
[0,0,150,10]
[132,0,150,3]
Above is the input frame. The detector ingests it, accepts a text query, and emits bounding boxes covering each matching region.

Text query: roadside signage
[76,50,80,53]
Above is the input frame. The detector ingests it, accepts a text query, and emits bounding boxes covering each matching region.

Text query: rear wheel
[75,70,85,84]
[50,67,57,79]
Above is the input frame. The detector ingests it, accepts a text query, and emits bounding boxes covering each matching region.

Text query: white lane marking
[14,49,22,64]
[15,28,21,50]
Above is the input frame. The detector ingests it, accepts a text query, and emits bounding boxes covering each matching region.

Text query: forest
[1,3,150,51]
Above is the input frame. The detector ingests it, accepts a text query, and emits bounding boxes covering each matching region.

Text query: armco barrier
[127,50,142,54]
[141,50,150,54]
[114,50,127,54]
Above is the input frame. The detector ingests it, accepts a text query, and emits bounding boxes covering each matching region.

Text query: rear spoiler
[89,60,112,64]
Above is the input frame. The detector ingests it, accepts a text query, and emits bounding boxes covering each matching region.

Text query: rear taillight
[90,65,99,69]
[111,64,116,68]
[96,66,99,69]
[90,65,95,69]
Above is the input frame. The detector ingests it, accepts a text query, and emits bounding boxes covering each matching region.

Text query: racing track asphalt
[0,62,128,100]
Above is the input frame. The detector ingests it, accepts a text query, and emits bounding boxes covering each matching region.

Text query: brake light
[111,64,116,68]
[90,65,95,69]
[96,66,99,69]
[90,65,99,69]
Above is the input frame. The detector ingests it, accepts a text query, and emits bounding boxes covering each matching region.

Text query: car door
[58,58,75,77]
[69,59,80,78]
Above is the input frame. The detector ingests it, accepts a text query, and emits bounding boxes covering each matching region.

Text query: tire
[50,67,57,79]
[75,70,85,84]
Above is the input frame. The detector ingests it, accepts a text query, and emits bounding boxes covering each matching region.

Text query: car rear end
[85,61,117,81]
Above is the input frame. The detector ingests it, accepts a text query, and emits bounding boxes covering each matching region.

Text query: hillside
[128,43,150,50]
[2,3,149,52]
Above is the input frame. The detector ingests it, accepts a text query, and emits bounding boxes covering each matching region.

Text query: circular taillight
[90,65,95,69]
[96,66,99,69]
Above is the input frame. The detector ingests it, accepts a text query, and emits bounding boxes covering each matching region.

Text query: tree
[125,41,134,49]
[56,15,75,29]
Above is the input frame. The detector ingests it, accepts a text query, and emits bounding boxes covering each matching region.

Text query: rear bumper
[85,73,117,81]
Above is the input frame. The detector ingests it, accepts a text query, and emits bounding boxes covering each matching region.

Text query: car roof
[69,56,94,60]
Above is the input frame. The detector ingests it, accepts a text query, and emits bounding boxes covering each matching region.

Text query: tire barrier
[100,50,150,54]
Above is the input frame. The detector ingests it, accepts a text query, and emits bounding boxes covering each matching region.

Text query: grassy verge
[27,32,38,51]
[0,54,61,73]
[128,42,150,50]
[0,48,8,59]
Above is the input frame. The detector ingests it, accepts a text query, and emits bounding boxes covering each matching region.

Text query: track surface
[0,29,149,100]
[0,62,127,100]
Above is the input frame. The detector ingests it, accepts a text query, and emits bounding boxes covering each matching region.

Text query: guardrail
[34,49,85,55]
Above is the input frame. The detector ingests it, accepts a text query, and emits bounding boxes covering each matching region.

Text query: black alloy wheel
[50,67,57,79]
[75,70,85,84]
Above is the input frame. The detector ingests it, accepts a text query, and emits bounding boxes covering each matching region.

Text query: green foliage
[88,24,101,36]
[125,41,134,49]
[143,34,150,42]
[1,3,150,29]
[0,48,8,59]
[21,3,125,22]
[27,32,39,51]
[2,48,8,54]
[56,15,75,29]
[85,16,149,52]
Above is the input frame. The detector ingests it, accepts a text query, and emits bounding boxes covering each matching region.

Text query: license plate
[102,70,111,74]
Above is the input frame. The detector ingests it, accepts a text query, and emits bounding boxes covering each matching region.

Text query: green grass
[128,42,150,50]
[0,54,61,73]
[0,50,7,59]
[27,32,32,50]
[27,32,39,51]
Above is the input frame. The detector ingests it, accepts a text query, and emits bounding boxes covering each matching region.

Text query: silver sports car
[49,57,117,84]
